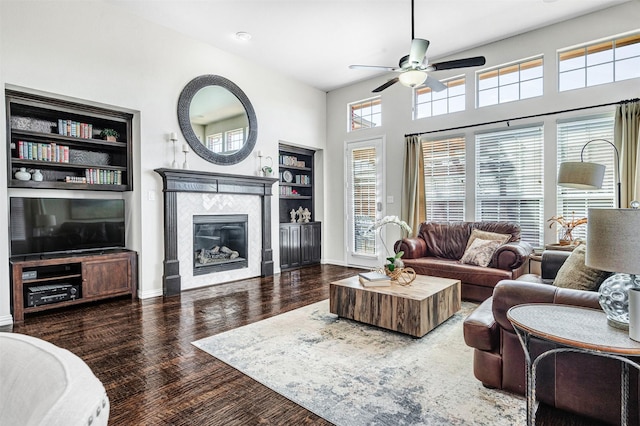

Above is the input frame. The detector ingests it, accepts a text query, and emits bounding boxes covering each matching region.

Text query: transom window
[475,126,544,247]
[421,136,466,221]
[559,32,640,92]
[477,57,543,107]
[349,96,382,131]
[414,76,465,119]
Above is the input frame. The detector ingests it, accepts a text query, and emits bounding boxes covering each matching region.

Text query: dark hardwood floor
[2,264,363,425]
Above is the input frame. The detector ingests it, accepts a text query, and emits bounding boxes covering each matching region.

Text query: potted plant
[100,128,119,142]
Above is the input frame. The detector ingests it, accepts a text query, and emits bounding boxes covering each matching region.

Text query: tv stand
[10,250,137,323]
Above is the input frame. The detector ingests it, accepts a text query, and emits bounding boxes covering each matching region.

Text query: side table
[508,304,640,426]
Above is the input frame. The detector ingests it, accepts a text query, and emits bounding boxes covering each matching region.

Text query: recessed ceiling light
[235,32,252,42]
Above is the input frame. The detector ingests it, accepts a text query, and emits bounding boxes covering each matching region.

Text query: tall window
[559,32,640,92]
[421,136,465,221]
[414,76,465,119]
[477,57,543,107]
[350,146,378,255]
[349,96,382,131]
[556,115,615,240]
[476,126,544,247]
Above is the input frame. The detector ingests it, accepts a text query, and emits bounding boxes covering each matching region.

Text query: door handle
[377,202,382,212]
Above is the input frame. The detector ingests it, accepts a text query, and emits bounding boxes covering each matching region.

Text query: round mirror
[177,75,257,165]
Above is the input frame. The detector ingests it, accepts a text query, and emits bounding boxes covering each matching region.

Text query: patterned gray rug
[193,300,525,425]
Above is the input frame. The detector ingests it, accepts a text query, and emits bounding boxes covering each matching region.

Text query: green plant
[386,251,404,272]
[100,128,119,139]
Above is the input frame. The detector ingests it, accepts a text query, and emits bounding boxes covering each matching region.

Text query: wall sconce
[557,139,621,208]
[169,132,178,168]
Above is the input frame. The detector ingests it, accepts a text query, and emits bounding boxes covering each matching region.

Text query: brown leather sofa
[394,221,533,301]
[463,250,639,424]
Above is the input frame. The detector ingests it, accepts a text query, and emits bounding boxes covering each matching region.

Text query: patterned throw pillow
[460,238,503,267]
[465,229,511,252]
[553,244,611,291]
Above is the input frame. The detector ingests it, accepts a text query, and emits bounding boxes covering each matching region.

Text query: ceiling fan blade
[428,56,486,71]
[349,64,398,71]
[423,75,447,92]
[372,77,399,93]
[409,38,429,66]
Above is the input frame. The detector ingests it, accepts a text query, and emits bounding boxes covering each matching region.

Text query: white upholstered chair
[0,332,109,426]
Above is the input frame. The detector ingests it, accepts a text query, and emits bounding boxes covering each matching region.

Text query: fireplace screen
[193,214,248,275]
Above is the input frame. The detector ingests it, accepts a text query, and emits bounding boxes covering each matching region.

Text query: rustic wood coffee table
[329,274,461,337]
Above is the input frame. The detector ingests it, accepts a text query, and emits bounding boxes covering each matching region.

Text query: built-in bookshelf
[278,144,320,270]
[6,90,133,191]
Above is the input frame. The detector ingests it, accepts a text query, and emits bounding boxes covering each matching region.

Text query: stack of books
[358,271,392,287]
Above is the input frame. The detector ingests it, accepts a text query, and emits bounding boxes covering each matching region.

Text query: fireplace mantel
[155,168,278,296]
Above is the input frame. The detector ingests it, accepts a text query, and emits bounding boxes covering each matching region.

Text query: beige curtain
[615,101,640,207]
[401,135,425,236]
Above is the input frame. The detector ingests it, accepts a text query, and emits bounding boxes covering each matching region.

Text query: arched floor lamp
[557,139,621,208]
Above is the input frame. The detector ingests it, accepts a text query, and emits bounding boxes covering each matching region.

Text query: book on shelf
[358,271,392,287]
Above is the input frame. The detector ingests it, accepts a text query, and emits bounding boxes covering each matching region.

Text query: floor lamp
[557,139,621,208]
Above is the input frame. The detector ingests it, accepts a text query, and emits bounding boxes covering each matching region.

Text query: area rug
[193,300,525,425]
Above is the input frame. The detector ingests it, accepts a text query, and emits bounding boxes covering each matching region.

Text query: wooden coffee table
[329,274,461,337]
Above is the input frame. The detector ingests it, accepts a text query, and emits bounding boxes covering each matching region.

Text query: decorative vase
[558,227,573,245]
[15,167,31,181]
[32,169,43,182]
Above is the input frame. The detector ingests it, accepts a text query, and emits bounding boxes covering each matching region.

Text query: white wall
[325,2,640,266]
[0,1,326,324]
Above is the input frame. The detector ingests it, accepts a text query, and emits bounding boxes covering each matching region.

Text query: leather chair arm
[395,237,427,259]
[492,280,601,332]
[463,297,498,351]
[541,250,571,280]
[493,241,534,270]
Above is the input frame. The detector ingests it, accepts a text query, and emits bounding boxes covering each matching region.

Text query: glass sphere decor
[598,273,640,329]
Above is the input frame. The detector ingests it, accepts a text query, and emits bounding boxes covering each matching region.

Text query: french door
[345,138,385,268]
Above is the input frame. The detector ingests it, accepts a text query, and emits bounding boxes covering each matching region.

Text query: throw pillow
[553,244,611,291]
[460,238,503,267]
[465,229,511,251]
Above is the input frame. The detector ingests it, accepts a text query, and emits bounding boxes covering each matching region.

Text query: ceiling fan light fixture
[399,69,427,88]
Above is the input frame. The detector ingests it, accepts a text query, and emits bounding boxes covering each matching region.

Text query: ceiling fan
[349,0,486,93]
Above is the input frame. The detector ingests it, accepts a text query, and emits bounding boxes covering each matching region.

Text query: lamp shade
[35,214,56,227]
[557,161,605,189]
[399,70,427,88]
[586,208,640,275]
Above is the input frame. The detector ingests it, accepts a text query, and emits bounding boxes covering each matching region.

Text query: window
[477,57,543,107]
[476,126,544,247]
[225,128,244,152]
[559,32,640,91]
[349,96,381,131]
[206,133,223,152]
[349,145,379,256]
[556,116,616,240]
[421,136,465,221]
[414,76,465,119]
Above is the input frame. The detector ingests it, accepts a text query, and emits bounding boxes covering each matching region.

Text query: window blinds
[476,126,544,247]
[422,136,466,222]
[556,115,615,240]
[351,147,377,255]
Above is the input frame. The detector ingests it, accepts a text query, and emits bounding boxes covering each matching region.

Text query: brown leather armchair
[463,250,639,424]
[395,221,533,301]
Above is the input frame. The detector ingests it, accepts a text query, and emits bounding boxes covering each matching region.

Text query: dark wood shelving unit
[278,144,320,270]
[6,90,133,191]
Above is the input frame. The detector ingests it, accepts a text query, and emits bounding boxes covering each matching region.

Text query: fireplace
[193,214,248,275]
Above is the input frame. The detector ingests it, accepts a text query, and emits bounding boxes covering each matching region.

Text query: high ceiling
[107,0,628,92]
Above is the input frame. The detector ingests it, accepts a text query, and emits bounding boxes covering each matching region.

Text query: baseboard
[322,258,346,267]
[138,289,164,299]
[0,314,14,326]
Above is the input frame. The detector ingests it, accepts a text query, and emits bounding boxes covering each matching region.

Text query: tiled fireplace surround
[155,169,278,296]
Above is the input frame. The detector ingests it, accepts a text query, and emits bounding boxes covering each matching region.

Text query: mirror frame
[177,74,258,165]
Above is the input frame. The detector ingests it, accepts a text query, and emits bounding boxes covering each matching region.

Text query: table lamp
[586,208,640,329]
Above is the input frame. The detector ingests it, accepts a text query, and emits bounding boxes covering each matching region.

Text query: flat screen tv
[9,197,126,258]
